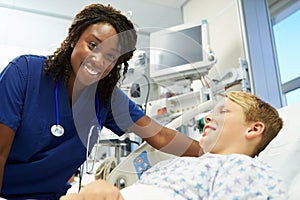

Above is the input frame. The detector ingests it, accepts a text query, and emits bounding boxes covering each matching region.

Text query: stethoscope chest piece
[51,124,64,137]
[51,83,64,137]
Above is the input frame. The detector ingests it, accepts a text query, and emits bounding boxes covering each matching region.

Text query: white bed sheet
[121,184,175,200]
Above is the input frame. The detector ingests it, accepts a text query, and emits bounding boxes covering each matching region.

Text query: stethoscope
[51,83,65,137]
[50,83,102,139]
[51,82,103,190]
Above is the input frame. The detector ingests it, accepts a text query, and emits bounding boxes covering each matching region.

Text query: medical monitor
[149,20,216,86]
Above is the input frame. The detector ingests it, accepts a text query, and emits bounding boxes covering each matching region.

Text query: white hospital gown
[136,153,287,200]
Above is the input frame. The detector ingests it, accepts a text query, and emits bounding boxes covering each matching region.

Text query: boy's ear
[245,122,265,139]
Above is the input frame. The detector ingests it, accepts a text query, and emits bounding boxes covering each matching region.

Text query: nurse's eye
[88,42,98,50]
[105,53,117,62]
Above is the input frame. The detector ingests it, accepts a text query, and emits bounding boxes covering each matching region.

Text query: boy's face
[199,97,249,154]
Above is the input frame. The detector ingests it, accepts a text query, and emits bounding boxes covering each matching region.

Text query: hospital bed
[106,101,300,199]
[106,100,214,188]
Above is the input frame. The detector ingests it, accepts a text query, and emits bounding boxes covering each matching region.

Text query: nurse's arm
[128,115,204,157]
[0,123,15,193]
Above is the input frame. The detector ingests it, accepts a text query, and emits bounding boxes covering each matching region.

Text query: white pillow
[288,171,300,200]
[259,101,300,192]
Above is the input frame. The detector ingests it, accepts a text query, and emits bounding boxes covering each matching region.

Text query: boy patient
[61,91,287,200]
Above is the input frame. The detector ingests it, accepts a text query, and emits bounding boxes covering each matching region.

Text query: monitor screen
[149,20,215,85]
[152,26,203,69]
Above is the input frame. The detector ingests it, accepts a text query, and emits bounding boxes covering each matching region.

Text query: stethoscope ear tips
[51,124,65,137]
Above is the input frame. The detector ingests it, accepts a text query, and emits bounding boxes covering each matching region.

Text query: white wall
[0,7,70,52]
[0,6,70,72]
[0,0,183,81]
[0,0,184,53]
[183,0,245,82]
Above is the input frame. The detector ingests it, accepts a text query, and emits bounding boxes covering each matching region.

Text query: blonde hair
[226,91,283,157]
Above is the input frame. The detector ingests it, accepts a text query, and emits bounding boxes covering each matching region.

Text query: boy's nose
[204,114,212,123]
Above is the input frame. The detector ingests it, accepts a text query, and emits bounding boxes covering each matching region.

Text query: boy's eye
[220,109,229,113]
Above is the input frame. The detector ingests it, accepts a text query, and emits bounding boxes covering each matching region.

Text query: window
[273,8,300,105]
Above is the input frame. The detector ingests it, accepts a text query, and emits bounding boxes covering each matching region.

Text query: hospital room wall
[0,0,184,74]
[0,6,70,72]
[183,0,246,89]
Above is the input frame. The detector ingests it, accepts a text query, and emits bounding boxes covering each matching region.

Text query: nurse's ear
[245,121,265,140]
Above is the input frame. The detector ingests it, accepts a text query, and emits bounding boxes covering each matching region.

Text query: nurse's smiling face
[71,23,120,86]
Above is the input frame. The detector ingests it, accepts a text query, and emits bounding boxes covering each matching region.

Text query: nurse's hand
[60,179,124,200]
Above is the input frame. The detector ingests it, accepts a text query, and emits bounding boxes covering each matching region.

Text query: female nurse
[0,3,203,199]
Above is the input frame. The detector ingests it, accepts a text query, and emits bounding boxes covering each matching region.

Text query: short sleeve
[104,87,145,135]
[0,56,28,131]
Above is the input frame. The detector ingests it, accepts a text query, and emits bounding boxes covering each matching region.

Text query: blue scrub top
[0,55,145,199]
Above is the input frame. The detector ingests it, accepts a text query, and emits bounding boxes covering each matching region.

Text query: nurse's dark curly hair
[43,3,137,106]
